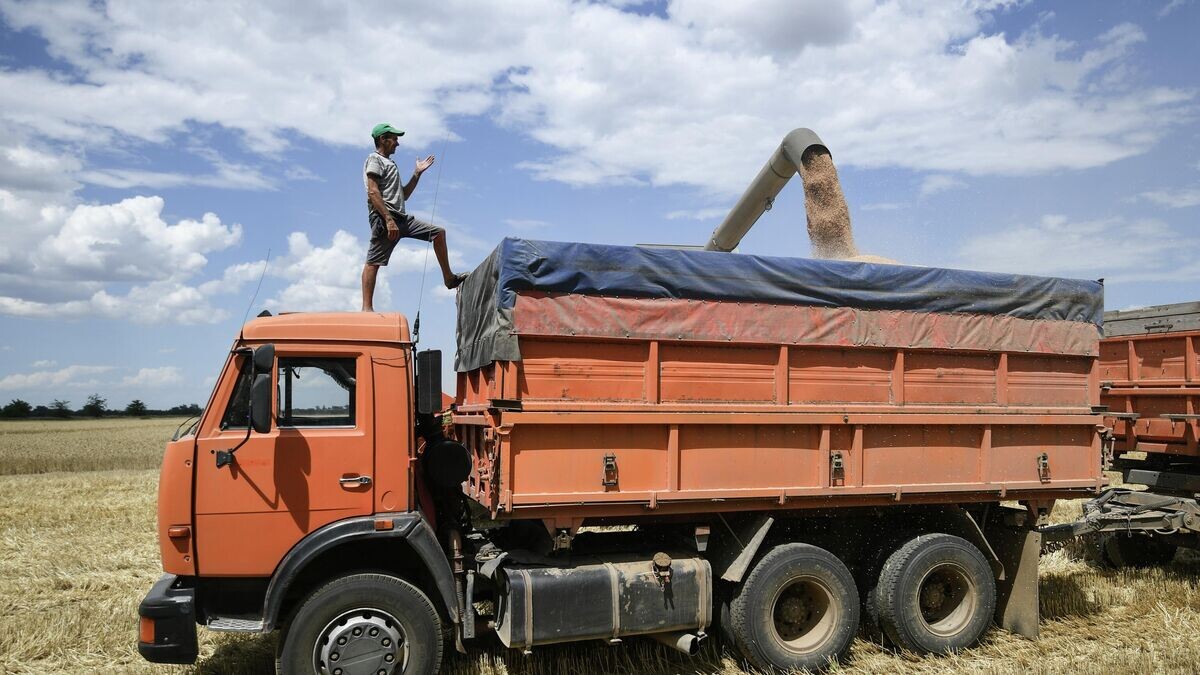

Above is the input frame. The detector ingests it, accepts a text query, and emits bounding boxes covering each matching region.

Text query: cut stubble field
[2,418,1200,674]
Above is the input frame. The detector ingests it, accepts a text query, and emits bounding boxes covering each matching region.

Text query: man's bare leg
[361,263,380,312]
[432,232,466,288]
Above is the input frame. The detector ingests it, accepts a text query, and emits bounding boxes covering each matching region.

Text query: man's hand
[403,156,435,199]
[386,216,400,241]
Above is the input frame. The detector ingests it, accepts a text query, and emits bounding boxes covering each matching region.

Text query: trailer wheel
[728,543,859,672]
[1100,532,1177,568]
[872,533,994,654]
[277,573,442,675]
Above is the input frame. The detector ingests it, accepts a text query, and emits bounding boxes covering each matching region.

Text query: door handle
[339,475,372,486]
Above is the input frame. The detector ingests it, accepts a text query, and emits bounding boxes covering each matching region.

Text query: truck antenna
[237,248,272,341]
[413,132,450,346]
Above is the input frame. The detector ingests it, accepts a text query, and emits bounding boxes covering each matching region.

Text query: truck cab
[139,312,457,670]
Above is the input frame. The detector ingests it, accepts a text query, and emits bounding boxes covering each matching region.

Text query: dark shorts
[366,210,444,266]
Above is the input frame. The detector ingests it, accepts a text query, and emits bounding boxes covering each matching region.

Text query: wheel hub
[779,595,812,625]
[770,576,838,655]
[916,563,977,638]
[314,609,407,675]
[921,582,946,610]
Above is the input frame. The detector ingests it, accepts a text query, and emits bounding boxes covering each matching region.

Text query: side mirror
[250,373,272,433]
[252,343,275,376]
[416,350,442,415]
[250,343,274,433]
[217,344,274,467]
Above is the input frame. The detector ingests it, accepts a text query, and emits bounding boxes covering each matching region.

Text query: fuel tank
[495,553,711,649]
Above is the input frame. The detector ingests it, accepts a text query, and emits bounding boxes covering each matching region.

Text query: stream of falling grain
[798,148,857,260]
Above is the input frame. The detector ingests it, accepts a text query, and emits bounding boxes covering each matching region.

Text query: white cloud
[0,140,82,194]
[34,196,241,283]
[0,0,1188,196]
[78,163,274,191]
[122,366,183,387]
[248,228,468,314]
[0,365,114,390]
[1158,0,1190,18]
[265,231,375,312]
[860,202,906,212]
[1137,186,1200,209]
[0,280,232,324]
[284,166,324,182]
[496,6,1189,188]
[0,188,245,323]
[1,0,1194,329]
[30,359,56,368]
[954,214,1200,282]
[670,0,865,54]
[919,174,967,198]
[665,208,728,221]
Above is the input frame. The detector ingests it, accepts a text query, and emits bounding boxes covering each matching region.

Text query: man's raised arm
[402,155,435,200]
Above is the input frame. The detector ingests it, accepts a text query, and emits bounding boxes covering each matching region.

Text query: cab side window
[220,358,252,430]
[277,357,357,427]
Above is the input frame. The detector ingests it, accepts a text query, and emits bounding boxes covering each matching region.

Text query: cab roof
[241,312,410,343]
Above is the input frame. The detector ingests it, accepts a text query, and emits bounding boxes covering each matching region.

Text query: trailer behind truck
[1043,302,1200,566]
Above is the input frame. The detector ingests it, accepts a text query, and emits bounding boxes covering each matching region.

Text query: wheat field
[2,418,1200,674]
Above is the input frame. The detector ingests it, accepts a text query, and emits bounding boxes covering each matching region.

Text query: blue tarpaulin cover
[454,237,1104,371]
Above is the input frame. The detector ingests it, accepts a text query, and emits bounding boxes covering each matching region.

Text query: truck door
[193,349,375,576]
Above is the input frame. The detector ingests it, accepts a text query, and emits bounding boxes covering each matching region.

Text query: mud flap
[709,514,774,583]
[988,525,1041,639]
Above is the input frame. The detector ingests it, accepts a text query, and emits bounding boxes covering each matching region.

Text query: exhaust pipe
[651,631,704,655]
[704,128,857,260]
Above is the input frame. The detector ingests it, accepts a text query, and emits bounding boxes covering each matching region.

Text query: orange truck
[137,233,1107,674]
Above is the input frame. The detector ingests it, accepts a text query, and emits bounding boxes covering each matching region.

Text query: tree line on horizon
[0,394,202,419]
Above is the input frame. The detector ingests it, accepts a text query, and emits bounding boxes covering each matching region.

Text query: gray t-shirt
[364,152,405,214]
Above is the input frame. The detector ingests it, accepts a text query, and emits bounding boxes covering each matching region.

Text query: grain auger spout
[705,128,876,262]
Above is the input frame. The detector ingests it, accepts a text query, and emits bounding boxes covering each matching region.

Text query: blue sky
[0,0,1197,409]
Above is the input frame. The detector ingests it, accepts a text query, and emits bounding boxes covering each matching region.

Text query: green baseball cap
[371,123,405,139]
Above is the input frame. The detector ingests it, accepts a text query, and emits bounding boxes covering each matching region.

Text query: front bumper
[138,573,198,664]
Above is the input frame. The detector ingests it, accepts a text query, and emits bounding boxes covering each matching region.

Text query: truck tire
[277,573,443,675]
[1099,532,1177,568]
[871,533,994,654]
[856,528,915,646]
[728,543,859,672]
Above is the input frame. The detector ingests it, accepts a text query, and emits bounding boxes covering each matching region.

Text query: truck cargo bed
[453,239,1106,520]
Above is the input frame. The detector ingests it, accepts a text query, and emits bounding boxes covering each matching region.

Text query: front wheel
[277,573,443,675]
[727,543,860,672]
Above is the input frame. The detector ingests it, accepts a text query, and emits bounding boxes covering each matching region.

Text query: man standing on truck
[361,122,466,312]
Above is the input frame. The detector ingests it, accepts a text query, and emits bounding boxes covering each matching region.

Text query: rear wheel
[727,543,859,672]
[277,573,442,675]
[871,533,994,654]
